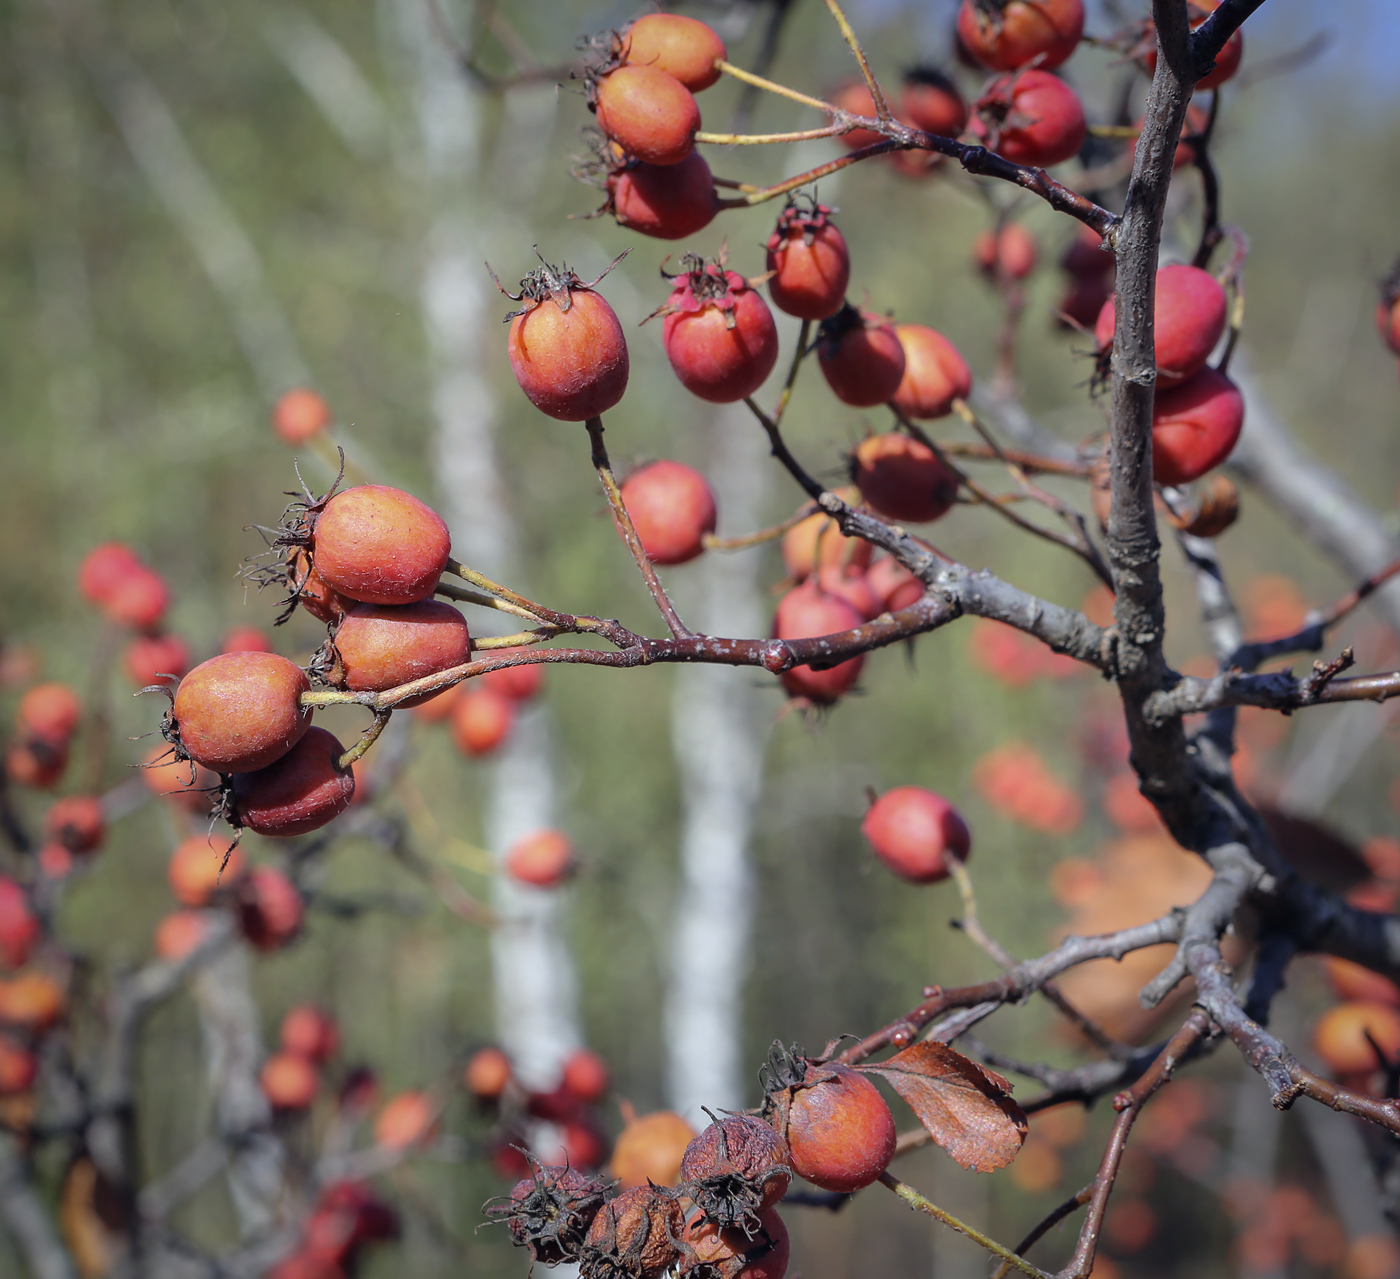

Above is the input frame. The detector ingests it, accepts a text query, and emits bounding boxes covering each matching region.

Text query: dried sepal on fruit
[679,1112,791,1238]
[677,1203,790,1279]
[484,1156,611,1267]
[579,1184,684,1279]
[764,196,850,322]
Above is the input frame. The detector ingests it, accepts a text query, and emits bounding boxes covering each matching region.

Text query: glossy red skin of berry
[863,786,971,883]
[1094,264,1227,387]
[236,866,305,949]
[510,288,629,421]
[482,651,545,701]
[974,223,1038,280]
[891,324,973,420]
[783,1064,896,1192]
[900,72,968,137]
[817,310,906,408]
[168,835,244,907]
[44,795,105,854]
[1151,366,1245,486]
[829,83,882,150]
[851,432,960,523]
[622,14,727,93]
[766,209,850,321]
[867,556,923,613]
[281,1005,340,1061]
[773,583,866,704]
[974,70,1086,167]
[375,1090,436,1149]
[620,460,717,565]
[16,684,81,744]
[956,0,1085,71]
[272,388,332,445]
[105,565,170,629]
[609,151,717,240]
[261,1050,319,1110]
[230,727,355,839]
[680,1205,790,1279]
[0,878,39,970]
[505,829,575,888]
[125,633,190,689]
[78,543,141,605]
[333,601,471,707]
[174,652,312,775]
[663,272,780,403]
[595,64,700,167]
[561,1047,609,1102]
[450,687,515,757]
[312,486,451,607]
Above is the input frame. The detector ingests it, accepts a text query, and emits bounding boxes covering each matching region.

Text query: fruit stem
[585,417,694,640]
[772,319,812,427]
[435,578,557,625]
[473,631,558,649]
[442,559,574,628]
[337,710,391,770]
[715,141,899,209]
[703,501,820,553]
[879,1172,1050,1279]
[695,125,846,146]
[713,60,834,113]
[821,0,891,122]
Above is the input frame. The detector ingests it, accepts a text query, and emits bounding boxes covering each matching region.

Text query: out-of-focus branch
[0,1133,77,1279]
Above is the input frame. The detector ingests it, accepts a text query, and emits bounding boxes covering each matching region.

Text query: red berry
[620,461,717,565]
[78,543,141,605]
[622,14,727,93]
[595,64,700,167]
[816,305,906,407]
[611,1111,696,1188]
[229,727,355,839]
[272,388,332,445]
[0,971,66,1031]
[561,1048,610,1103]
[862,786,971,883]
[973,70,1086,167]
[0,1036,37,1095]
[281,1005,340,1062]
[16,683,81,744]
[0,879,39,970]
[168,835,244,907]
[851,433,960,524]
[781,497,873,581]
[410,683,460,723]
[465,1046,512,1100]
[974,222,1038,281]
[105,565,170,629]
[608,151,718,240]
[1062,224,1113,281]
[956,0,1084,71]
[507,263,630,421]
[154,911,209,962]
[1378,294,1400,357]
[828,82,883,150]
[124,633,191,689]
[332,601,471,706]
[867,555,924,613]
[237,866,305,950]
[1094,264,1226,388]
[44,795,105,855]
[778,1062,896,1193]
[172,652,311,774]
[662,258,780,403]
[221,625,273,654]
[765,201,850,322]
[1151,366,1245,486]
[482,650,545,702]
[584,1186,683,1278]
[900,67,968,137]
[261,1050,320,1110]
[287,548,351,625]
[505,829,575,888]
[772,582,866,705]
[375,1090,437,1149]
[311,485,451,607]
[890,324,973,419]
[679,1115,792,1233]
[815,568,880,622]
[450,686,515,757]
[5,740,67,790]
[1129,103,1210,172]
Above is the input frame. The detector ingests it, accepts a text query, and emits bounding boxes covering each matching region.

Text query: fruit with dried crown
[594,64,700,167]
[680,1114,791,1236]
[170,652,312,774]
[486,1160,610,1266]
[956,0,1085,71]
[581,1185,684,1279]
[972,70,1086,167]
[765,199,850,321]
[660,255,780,403]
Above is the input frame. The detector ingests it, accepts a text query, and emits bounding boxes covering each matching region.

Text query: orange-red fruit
[505,829,575,888]
[956,0,1085,71]
[78,543,141,605]
[900,68,968,137]
[0,879,39,970]
[611,1110,697,1187]
[0,1036,37,1095]
[1094,264,1226,388]
[765,204,850,322]
[261,1050,320,1110]
[104,565,170,629]
[815,567,879,622]
[868,556,923,613]
[680,1205,790,1279]
[222,625,273,654]
[154,911,212,962]
[230,728,355,839]
[891,324,973,419]
[663,268,780,404]
[237,866,305,951]
[375,1090,437,1149]
[609,152,718,240]
[509,288,630,421]
[1151,366,1245,487]
[411,683,461,723]
[465,1046,512,1100]
[974,70,1086,167]
[622,13,727,92]
[595,64,700,167]
[862,786,971,883]
[483,651,545,702]
[0,971,66,1031]
[1313,1001,1400,1075]
[288,548,351,625]
[450,687,515,757]
[168,835,244,907]
[1378,298,1400,357]
[816,306,907,408]
[173,652,312,774]
[772,583,865,705]
[851,433,960,524]
[829,83,883,150]
[1143,3,1242,90]
[781,499,873,582]
[561,1047,609,1103]
[16,683,81,744]
[783,1064,896,1193]
[333,601,471,707]
[44,795,105,855]
[1322,956,1400,1008]
[273,388,332,445]
[620,461,717,565]
[124,633,191,688]
[281,1004,340,1062]
[312,485,452,606]
[5,739,68,789]
[975,223,1038,281]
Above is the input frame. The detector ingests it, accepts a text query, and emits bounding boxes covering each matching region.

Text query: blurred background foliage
[2,0,1400,1275]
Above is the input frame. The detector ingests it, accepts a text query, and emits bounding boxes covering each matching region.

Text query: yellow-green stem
[880,1173,1049,1279]
[713,59,833,112]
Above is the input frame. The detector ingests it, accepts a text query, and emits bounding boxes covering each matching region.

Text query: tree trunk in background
[666,405,773,1122]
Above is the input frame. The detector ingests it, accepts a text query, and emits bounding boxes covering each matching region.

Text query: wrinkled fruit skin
[312,485,451,607]
[851,432,960,524]
[332,601,471,707]
[582,1185,684,1279]
[680,1115,791,1235]
[622,13,726,93]
[679,1205,790,1279]
[816,306,906,408]
[956,0,1085,71]
[862,786,971,883]
[778,1062,896,1193]
[489,1164,610,1266]
[772,583,866,705]
[765,204,850,322]
[229,727,356,838]
[510,289,630,421]
[595,64,700,167]
[1094,264,1226,387]
[1150,366,1245,487]
[974,70,1086,168]
[620,460,717,565]
[609,152,718,240]
[663,269,780,404]
[890,324,973,420]
[173,652,312,774]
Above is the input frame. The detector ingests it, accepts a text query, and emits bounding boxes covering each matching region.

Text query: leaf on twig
[857,1041,1027,1172]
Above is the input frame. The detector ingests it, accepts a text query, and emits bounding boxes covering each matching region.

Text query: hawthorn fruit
[956,0,1085,71]
[816,304,906,407]
[890,324,973,420]
[309,485,452,607]
[620,460,717,565]
[1151,366,1245,486]
[620,13,727,93]
[331,600,472,706]
[171,652,312,774]
[594,64,700,167]
[850,432,960,524]
[228,727,355,838]
[661,257,780,403]
[862,786,972,883]
[765,200,850,322]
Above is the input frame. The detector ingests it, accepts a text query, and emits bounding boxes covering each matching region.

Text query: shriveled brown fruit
[679,1114,790,1236]
[581,1185,684,1279]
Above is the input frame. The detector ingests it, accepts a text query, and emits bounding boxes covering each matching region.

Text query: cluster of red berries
[261,1003,340,1112]
[0,876,64,1096]
[268,1178,399,1279]
[413,643,544,757]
